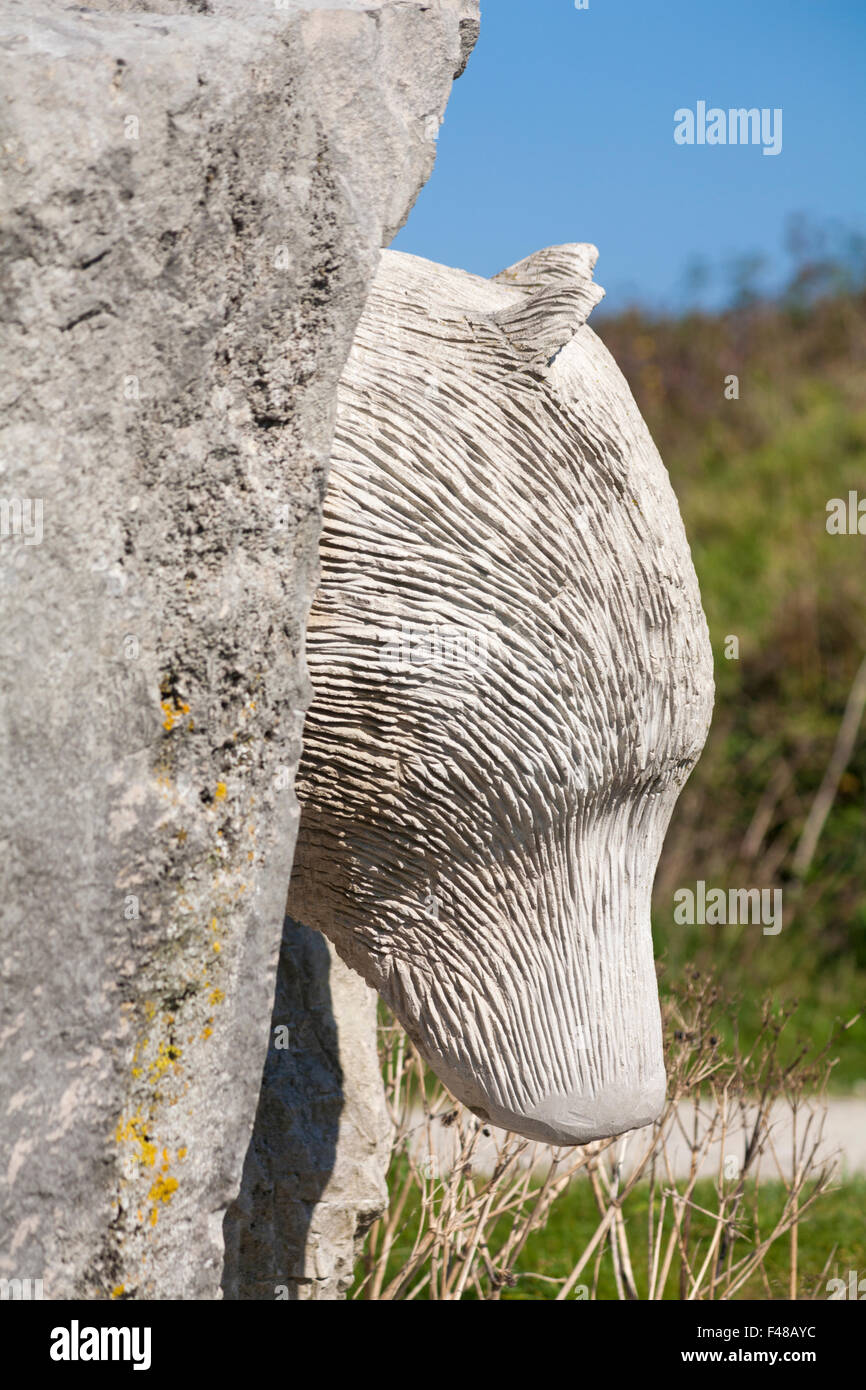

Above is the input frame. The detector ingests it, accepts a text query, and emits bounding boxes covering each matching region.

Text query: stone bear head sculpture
[288,244,714,1145]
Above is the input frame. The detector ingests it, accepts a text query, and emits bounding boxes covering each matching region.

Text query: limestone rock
[289,245,715,1146]
[0,0,477,1300]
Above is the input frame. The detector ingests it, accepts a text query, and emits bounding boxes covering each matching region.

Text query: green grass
[356,1170,866,1301]
[506,1176,866,1301]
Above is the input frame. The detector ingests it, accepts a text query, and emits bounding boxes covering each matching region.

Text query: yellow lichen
[161,698,191,733]
[148,1175,179,1205]
[114,1113,158,1168]
[215,781,227,801]
[147,1040,183,1081]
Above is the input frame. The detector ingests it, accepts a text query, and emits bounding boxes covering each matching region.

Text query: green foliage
[596,283,866,1085]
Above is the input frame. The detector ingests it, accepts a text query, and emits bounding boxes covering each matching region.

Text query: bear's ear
[490,243,605,366]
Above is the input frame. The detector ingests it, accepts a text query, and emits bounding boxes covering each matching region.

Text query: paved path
[405,1097,866,1182]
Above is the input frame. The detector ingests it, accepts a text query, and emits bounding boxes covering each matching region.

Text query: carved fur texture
[288,246,714,1145]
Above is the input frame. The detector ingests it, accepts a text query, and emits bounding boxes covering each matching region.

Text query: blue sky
[393,0,866,313]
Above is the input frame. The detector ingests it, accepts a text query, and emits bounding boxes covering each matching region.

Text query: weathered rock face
[289,245,715,1146]
[0,0,477,1300]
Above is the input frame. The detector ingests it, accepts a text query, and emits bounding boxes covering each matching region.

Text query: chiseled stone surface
[0,0,476,1300]
[290,245,715,1147]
